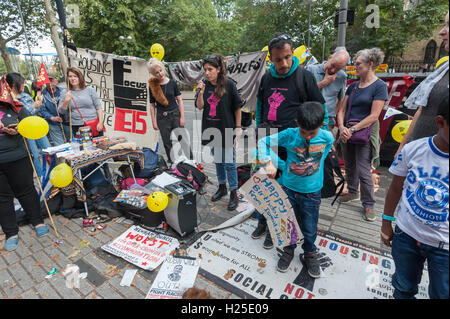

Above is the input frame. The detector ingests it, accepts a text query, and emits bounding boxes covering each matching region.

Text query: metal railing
[386,59,437,73]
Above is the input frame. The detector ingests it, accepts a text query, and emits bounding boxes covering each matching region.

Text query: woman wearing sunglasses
[195,54,243,211]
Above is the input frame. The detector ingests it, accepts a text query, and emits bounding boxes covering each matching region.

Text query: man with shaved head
[307,49,349,131]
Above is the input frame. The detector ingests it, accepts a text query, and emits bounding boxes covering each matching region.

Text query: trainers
[363,207,376,222]
[35,225,49,237]
[301,251,321,278]
[263,232,274,249]
[251,221,266,239]
[3,236,19,251]
[277,246,294,273]
[337,193,360,204]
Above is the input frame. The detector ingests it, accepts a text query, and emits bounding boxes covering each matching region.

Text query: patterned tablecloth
[60,148,144,202]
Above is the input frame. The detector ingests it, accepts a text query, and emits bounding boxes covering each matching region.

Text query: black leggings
[0,157,43,238]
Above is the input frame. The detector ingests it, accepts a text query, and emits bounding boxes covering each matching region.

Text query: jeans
[283,186,321,253]
[0,157,43,238]
[211,147,238,191]
[26,135,51,177]
[391,225,449,299]
[48,122,70,146]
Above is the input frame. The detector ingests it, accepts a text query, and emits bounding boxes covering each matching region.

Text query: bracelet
[382,214,396,222]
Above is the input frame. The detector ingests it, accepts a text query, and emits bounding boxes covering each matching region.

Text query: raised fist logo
[267,90,285,121]
[208,92,221,117]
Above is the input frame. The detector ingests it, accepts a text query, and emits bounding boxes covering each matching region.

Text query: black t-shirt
[0,106,31,164]
[149,79,181,112]
[257,67,325,129]
[198,79,243,146]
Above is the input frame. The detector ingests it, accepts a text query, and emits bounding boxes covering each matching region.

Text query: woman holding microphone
[195,54,243,211]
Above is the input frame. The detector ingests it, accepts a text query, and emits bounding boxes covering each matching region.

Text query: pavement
[0,91,395,299]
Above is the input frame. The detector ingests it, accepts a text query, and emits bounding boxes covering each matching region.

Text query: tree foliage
[0,0,48,73]
[15,0,447,65]
[346,0,449,61]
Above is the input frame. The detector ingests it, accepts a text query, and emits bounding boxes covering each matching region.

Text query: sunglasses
[203,55,220,66]
[268,34,291,47]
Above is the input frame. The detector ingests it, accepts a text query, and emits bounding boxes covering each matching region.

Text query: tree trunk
[0,36,14,74]
[43,0,68,78]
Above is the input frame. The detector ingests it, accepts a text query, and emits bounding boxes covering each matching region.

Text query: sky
[17,35,57,55]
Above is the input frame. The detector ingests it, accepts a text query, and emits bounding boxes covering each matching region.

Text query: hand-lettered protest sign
[146,256,201,299]
[101,225,179,270]
[68,48,158,149]
[240,169,303,249]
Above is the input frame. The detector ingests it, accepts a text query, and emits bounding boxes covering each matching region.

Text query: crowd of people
[0,10,448,299]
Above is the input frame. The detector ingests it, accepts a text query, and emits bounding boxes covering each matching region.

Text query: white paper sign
[101,225,179,270]
[146,256,201,299]
[240,169,303,248]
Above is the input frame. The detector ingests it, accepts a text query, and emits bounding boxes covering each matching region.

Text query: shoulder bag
[71,97,105,137]
[344,82,372,144]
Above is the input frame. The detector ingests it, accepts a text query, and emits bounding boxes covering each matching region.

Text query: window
[424,40,437,64]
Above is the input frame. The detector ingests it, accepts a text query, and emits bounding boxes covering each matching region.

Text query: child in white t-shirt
[381,95,449,299]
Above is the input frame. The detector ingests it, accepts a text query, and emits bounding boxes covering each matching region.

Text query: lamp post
[304,0,316,48]
[119,35,132,56]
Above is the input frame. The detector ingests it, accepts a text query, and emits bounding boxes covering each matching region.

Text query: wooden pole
[49,88,67,143]
[22,136,60,238]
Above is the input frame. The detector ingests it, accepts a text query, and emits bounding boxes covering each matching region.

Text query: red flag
[37,62,50,89]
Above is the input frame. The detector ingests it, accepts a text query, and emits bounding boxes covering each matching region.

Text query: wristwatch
[350,127,356,133]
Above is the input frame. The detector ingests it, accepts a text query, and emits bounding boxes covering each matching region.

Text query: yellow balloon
[17,116,49,140]
[147,191,169,212]
[391,120,412,143]
[150,43,165,61]
[261,46,270,62]
[49,163,73,188]
[294,45,306,59]
[436,56,449,68]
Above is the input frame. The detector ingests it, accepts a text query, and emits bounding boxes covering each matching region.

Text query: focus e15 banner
[68,49,158,149]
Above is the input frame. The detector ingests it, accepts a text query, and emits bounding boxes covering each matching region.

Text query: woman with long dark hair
[196,54,243,211]
[0,77,49,251]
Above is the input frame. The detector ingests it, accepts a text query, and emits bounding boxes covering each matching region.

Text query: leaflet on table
[43,143,72,155]
[114,190,148,209]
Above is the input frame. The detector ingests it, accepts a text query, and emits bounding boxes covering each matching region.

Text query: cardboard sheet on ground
[240,169,303,249]
[146,256,201,299]
[186,217,430,299]
[102,225,179,270]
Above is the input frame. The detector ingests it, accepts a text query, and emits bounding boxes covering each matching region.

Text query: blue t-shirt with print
[258,127,334,194]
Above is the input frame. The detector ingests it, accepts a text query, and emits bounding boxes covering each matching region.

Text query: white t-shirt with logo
[389,136,449,250]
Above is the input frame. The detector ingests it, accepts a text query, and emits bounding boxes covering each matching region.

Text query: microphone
[195,79,206,99]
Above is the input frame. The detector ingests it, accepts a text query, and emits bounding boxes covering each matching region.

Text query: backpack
[321,148,345,205]
[172,162,207,190]
[133,147,159,178]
